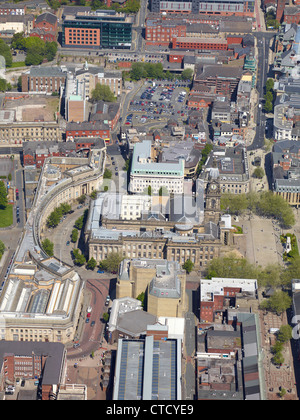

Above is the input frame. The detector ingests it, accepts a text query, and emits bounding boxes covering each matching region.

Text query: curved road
[67,277,111,360]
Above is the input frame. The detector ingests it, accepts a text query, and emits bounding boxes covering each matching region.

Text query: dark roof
[66,121,110,131]
[0,341,65,385]
[35,12,57,26]
[195,64,243,81]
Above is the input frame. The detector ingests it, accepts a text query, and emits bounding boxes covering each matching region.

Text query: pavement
[259,307,298,400]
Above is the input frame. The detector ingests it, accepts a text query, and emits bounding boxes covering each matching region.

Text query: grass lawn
[0,205,13,227]
[10,61,26,68]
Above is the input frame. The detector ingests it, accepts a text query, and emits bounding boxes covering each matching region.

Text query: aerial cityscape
[0,0,300,404]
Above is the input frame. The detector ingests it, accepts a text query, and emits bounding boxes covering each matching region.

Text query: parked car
[97,269,104,273]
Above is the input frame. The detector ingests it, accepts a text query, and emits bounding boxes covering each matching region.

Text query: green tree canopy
[260,290,292,315]
[104,168,112,179]
[75,215,84,230]
[0,181,8,209]
[220,191,295,228]
[0,39,12,67]
[0,239,5,259]
[99,252,124,273]
[253,167,265,179]
[42,238,54,256]
[91,83,116,102]
[181,68,193,80]
[277,325,292,343]
[71,228,78,243]
[86,257,97,270]
[182,259,194,274]
[73,248,86,266]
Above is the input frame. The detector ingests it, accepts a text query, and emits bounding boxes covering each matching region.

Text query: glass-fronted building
[62,9,133,49]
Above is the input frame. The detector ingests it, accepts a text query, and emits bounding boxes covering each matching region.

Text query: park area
[0,204,13,228]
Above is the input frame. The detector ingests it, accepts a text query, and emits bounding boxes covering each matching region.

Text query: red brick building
[89,101,120,130]
[199,278,257,322]
[187,92,214,108]
[66,121,110,144]
[22,141,77,168]
[0,341,66,401]
[145,18,186,45]
[283,6,300,24]
[192,64,243,98]
[171,36,228,50]
[21,66,66,94]
[30,12,57,42]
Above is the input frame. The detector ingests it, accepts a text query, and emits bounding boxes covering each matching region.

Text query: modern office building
[129,140,185,194]
[62,9,133,49]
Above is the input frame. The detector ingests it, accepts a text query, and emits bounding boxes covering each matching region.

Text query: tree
[11,32,26,50]
[42,238,54,256]
[130,62,147,81]
[99,252,124,273]
[73,248,86,266]
[0,239,5,259]
[0,181,8,209]
[77,194,86,204]
[136,292,145,309]
[75,215,84,230]
[0,78,7,92]
[277,325,292,343]
[25,51,43,66]
[71,228,78,243]
[91,83,116,102]
[46,210,60,228]
[86,257,97,270]
[90,190,98,200]
[45,41,57,62]
[206,253,258,280]
[253,167,264,179]
[181,68,193,81]
[266,78,274,92]
[0,39,12,67]
[59,202,71,215]
[264,98,273,113]
[260,290,292,315]
[272,351,284,366]
[104,169,112,179]
[102,312,109,322]
[182,259,194,274]
[220,193,248,215]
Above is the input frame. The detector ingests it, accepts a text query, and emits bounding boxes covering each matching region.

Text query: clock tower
[204,179,221,224]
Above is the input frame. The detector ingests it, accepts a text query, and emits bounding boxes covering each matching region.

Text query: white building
[129,140,184,194]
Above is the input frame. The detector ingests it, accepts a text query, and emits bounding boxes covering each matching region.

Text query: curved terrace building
[0,141,106,343]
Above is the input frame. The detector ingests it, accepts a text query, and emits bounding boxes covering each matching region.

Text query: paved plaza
[233,214,284,268]
[259,309,298,400]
